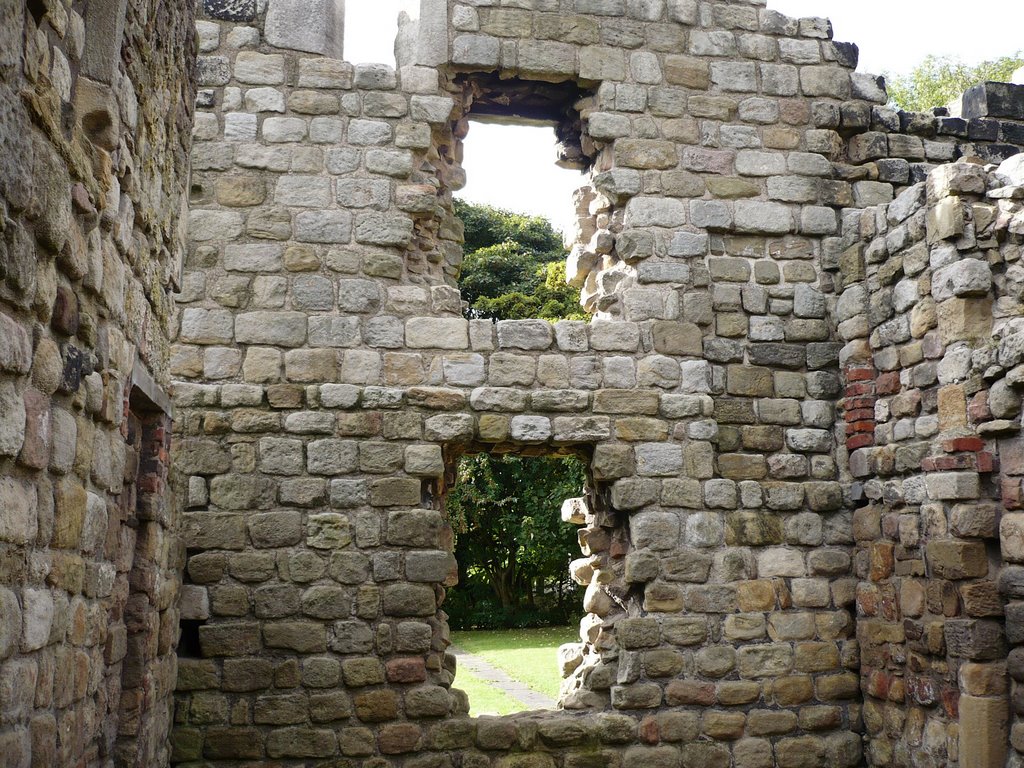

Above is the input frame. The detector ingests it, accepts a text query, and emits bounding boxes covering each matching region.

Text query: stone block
[406,318,469,349]
[959,695,1008,768]
[925,471,980,500]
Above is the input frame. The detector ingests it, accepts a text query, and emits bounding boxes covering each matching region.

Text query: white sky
[346,0,1024,239]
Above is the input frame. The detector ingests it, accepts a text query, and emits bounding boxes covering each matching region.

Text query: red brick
[846,434,873,450]
[943,437,984,453]
[845,382,874,397]
[932,455,976,471]
[976,452,997,473]
[844,408,874,422]
[844,397,876,410]
[845,420,874,434]
[846,366,877,382]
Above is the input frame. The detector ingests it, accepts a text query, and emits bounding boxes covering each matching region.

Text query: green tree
[445,454,587,628]
[455,200,586,321]
[885,53,1024,113]
[444,201,588,629]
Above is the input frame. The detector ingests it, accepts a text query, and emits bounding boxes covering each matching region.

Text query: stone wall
[0,1,195,766]
[4,0,1024,766]
[168,1,1024,767]
[837,155,1024,767]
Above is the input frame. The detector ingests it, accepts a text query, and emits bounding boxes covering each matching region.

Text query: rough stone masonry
[5,0,1024,767]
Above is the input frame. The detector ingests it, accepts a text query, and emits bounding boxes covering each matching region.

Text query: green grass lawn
[451,626,578,704]
[451,666,525,716]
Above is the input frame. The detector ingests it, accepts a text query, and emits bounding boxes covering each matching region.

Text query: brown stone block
[747,708,798,736]
[263,621,327,653]
[959,662,1008,696]
[815,672,859,700]
[378,722,423,754]
[727,512,782,546]
[727,365,773,397]
[369,478,421,507]
[701,710,745,740]
[775,735,824,767]
[52,477,86,549]
[733,737,773,768]
[203,727,263,759]
[665,680,715,706]
[798,705,840,731]
[946,618,1003,663]
[665,55,710,89]
[869,542,894,582]
[959,695,1008,768]
[742,425,784,452]
[926,539,988,579]
[614,417,669,441]
[651,320,703,355]
[354,689,399,723]
[643,582,684,612]
[338,726,375,756]
[216,176,266,207]
[961,581,1003,617]
[737,580,777,612]
[937,297,992,346]
[718,453,767,480]
[266,727,338,758]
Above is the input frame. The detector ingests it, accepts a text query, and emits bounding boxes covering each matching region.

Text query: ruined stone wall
[6,0,1024,766]
[167,1,1024,766]
[837,156,1024,767]
[0,1,195,766]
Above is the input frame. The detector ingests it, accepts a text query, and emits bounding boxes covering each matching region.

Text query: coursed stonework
[4,1,1024,767]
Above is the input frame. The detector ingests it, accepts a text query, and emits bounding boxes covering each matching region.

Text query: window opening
[343,0,419,66]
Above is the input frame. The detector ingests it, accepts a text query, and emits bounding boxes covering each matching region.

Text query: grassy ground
[451,626,578,709]
[451,666,524,716]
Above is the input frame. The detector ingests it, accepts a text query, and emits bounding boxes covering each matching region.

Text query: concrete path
[449,645,558,711]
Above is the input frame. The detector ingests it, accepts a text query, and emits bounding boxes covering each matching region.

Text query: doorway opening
[438,446,627,717]
[444,450,587,716]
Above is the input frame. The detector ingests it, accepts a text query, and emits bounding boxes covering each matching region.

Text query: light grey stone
[235,311,308,347]
[21,588,53,651]
[265,0,344,57]
[496,320,552,351]
[406,318,469,350]
[295,211,352,243]
[510,416,552,442]
[635,443,683,476]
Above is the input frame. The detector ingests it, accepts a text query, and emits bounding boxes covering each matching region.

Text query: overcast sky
[345,1,1024,238]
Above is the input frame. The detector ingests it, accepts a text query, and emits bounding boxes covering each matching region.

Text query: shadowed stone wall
[0,0,195,766]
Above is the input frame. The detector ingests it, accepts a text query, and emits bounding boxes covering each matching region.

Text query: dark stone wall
[0,1,195,765]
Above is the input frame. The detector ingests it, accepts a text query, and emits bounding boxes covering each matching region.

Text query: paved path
[449,645,558,711]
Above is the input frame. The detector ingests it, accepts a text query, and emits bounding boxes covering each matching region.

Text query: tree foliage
[445,200,588,629]
[885,53,1024,113]
[445,455,587,629]
[455,199,586,321]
